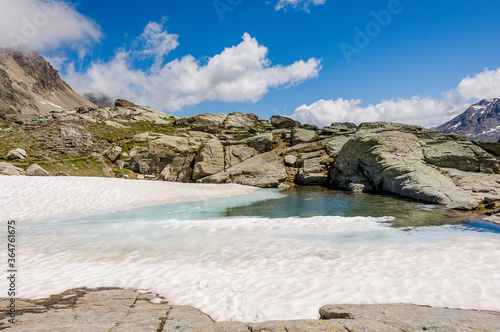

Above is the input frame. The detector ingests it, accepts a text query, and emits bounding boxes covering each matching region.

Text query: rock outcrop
[26,163,49,176]
[329,122,500,210]
[175,113,228,134]
[192,139,225,180]
[6,148,27,160]
[0,162,25,175]
[270,115,300,128]
[2,101,500,210]
[200,152,287,188]
[2,288,499,332]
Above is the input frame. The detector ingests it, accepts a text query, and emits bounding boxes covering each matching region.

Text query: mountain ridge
[0,48,95,115]
[438,98,500,142]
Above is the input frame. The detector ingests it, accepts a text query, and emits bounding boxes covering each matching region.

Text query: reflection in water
[224,187,478,228]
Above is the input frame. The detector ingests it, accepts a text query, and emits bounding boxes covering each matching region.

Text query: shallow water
[4,186,500,322]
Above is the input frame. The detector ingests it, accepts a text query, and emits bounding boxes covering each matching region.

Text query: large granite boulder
[270,115,300,129]
[192,139,225,180]
[243,133,275,153]
[0,162,25,175]
[104,146,122,162]
[175,113,228,133]
[6,148,27,160]
[161,154,195,182]
[320,122,357,135]
[114,99,135,107]
[199,152,287,188]
[225,145,258,168]
[284,155,298,167]
[125,151,177,175]
[223,112,258,130]
[291,128,317,145]
[329,122,500,210]
[146,135,190,152]
[295,154,328,186]
[26,163,49,176]
[320,136,354,156]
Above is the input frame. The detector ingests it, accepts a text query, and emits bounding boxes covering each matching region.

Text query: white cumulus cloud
[291,93,468,128]
[457,68,500,101]
[134,21,179,71]
[274,0,327,12]
[0,0,101,52]
[65,28,322,111]
[291,67,500,128]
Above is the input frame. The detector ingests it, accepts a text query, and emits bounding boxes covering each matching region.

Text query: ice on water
[1,176,500,322]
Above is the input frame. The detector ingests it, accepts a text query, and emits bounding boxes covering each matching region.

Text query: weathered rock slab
[3,289,500,332]
[0,162,25,175]
[26,163,49,176]
[192,139,225,180]
[6,148,27,160]
[291,128,317,145]
[199,152,287,188]
[329,123,500,210]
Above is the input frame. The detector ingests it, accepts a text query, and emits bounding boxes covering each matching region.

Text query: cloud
[291,92,468,128]
[457,68,500,100]
[274,0,327,12]
[0,0,101,52]
[291,66,500,128]
[133,21,179,71]
[65,28,322,111]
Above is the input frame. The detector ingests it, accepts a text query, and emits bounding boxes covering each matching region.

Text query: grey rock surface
[284,154,298,167]
[6,148,27,160]
[161,154,195,183]
[199,152,287,188]
[2,289,499,332]
[320,303,500,332]
[225,145,258,168]
[105,146,122,162]
[192,139,225,180]
[329,122,500,210]
[223,112,257,130]
[26,163,49,176]
[291,128,317,145]
[175,113,228,134]
[270,115,300,129]
[0,162,25,175]
[296,157,328,186]
[243,133,275,153]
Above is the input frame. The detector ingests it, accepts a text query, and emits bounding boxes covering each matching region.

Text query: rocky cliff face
[329,122,500,210]
[0,48,95,115]
[438,98,500,142]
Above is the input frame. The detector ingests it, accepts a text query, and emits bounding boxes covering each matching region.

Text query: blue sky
[1,0,500,127]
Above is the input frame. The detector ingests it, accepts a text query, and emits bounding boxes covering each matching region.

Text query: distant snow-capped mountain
[438,98,500,142]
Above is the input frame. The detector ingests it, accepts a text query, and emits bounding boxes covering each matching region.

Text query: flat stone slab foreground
[1,288,500,331]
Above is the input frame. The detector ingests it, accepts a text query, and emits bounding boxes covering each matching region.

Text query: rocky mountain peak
[0,47,95,115]
[438,98,500,142]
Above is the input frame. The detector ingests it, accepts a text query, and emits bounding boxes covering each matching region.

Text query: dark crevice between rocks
[156,307,171,332]
[469,146,482,172]
[130,292,141,308]
[340,324,354,332]
[108,292,140,331]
